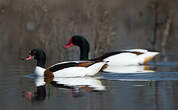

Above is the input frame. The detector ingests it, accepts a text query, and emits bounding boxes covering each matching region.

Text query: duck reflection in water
[50,76,106,97]
[103,65,156,73]
[24,75,106,101]
[24,77,46,102]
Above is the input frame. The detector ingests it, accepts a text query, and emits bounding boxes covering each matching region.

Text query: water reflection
[103,65,155,73]
[24,75,105,102]
[50,77,105,97]
[5,60,178,110]
[23,65,155,102]
[51,77,105,91]
[24,77,46,102]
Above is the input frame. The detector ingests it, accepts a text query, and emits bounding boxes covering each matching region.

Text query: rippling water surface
[0,56,178,110]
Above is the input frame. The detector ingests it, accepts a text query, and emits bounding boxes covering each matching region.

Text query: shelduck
[23,48,108,77]
[64,35,159,66]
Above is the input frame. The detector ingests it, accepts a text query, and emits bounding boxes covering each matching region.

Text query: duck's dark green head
[24,48,46,68]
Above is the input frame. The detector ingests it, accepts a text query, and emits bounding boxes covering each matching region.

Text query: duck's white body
[34,61,107,77]
[52,61,106,77]
[103,49,159,66]
[34,66,45,77]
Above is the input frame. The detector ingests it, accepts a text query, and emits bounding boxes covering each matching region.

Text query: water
[0,57,178,110]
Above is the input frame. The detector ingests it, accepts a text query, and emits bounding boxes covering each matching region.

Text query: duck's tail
[139,51,159,64]
[86,61,109,76]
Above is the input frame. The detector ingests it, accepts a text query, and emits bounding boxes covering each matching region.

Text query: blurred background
[0,0,177,66]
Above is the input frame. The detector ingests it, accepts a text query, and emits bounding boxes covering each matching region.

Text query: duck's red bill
[63,37,74,48]
[25,55,33,61]
[63,43,74,48]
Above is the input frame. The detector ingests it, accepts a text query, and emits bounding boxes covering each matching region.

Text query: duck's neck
[79,43,89,60]
[37,60,46,68]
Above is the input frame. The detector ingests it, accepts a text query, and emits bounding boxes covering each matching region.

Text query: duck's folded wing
[90,51,144,62]
[47,61,95,72]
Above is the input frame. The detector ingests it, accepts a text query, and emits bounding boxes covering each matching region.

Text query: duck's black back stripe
[90,51,144,61]
[90,51,123,61]
[49,62,79,72]
[48,61,99,72]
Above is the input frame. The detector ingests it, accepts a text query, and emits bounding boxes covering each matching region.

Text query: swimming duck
[23,48,108,77]
[64,35,159,65]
